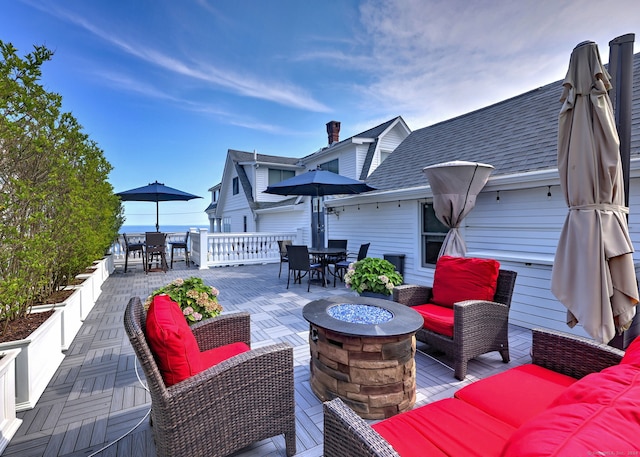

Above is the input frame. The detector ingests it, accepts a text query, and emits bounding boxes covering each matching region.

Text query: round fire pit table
[303,294,423,419]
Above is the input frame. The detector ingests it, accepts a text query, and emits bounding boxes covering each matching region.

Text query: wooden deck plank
[4,261,534,456]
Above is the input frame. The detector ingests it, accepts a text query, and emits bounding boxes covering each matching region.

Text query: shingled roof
[367,52,640,192]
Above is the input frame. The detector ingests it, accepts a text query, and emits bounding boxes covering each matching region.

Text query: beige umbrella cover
[551,41,638,343]
[423,161,494,257]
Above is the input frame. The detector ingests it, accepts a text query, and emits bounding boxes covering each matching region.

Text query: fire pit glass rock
[327,303,393,324]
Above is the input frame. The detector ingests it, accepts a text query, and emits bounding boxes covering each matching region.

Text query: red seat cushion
[501,363,640,456]
[373,398,515,457]
[145,294,203,386]
[200,342,250,368]
[454,364,577,428]
[412,303,454,337]
[431,256,500,308]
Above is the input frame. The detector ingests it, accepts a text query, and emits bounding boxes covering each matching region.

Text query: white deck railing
[111,230,301,269]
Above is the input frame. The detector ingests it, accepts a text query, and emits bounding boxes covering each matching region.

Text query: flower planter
[76,270,98,321]
[0,308,65,411]
[104,253,115,275]
[0,349,22,454]
[31,287,83,351]
[359,291,392,300]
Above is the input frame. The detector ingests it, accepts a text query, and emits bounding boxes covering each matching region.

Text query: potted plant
[145,277,222,324]
[344,257,403,299]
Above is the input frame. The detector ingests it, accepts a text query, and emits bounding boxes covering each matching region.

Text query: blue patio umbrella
[264,169,376,247]
[116,181,202,231]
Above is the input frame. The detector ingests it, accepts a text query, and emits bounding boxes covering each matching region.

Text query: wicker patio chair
[123,297,297,457]
[393,268,517,380]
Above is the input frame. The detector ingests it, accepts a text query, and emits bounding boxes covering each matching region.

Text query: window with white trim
[421,202,448,267]
[268,168,295,185]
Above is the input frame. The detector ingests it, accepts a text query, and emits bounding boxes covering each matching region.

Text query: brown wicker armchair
[123,297,296,457]
[393,269,517,380]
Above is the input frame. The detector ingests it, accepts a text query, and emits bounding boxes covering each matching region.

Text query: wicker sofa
[324,328,640,456]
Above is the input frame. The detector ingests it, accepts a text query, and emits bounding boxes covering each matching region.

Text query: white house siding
[379,127,405,151]
[325,199,420,271]
[258,205,309,244]
[327,175,640,338]
[220,208,256,233]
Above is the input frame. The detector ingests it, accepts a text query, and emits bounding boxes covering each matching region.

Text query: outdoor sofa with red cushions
[323,328,640,456]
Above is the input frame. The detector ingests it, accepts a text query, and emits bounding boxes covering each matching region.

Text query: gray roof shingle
[367,53,640,191]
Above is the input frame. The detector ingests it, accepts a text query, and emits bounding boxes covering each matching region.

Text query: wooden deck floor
[4,258,533,457]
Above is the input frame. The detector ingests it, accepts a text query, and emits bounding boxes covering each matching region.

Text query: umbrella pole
[156,201,160,232]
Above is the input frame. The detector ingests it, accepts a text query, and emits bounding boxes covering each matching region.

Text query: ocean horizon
[119,224,208,234]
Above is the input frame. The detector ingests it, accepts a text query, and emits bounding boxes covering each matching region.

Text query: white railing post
[197,229,209,269]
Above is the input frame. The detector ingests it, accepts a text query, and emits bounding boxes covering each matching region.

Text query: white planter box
[104,253,115,275]
[0,349,22,454]
[0,309,65,411]
[31,287,83,351]
[75,273,96,321]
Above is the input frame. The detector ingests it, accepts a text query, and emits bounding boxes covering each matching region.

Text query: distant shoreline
[119,224,208,234]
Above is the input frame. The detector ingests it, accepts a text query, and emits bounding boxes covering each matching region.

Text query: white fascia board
[255,203,306,214]
[237,161,303,170]
[325,159,640,207]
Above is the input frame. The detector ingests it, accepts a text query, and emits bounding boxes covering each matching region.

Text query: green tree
[0,41,123,332]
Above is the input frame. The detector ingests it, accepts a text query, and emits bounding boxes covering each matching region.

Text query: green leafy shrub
[344,257,403,296]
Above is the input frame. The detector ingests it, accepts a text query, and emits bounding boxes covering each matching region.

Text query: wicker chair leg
[284,429,297,457]
[500,349,510,363]
[454,360,468,381]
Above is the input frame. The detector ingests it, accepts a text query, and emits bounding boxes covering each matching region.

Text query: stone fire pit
[302,295,423,419]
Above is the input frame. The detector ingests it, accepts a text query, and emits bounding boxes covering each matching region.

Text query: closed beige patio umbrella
[551,41,638,343]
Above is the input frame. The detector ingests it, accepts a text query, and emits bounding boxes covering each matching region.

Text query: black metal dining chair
[145,232,168,273]
[170,231,190,268]
[286,245,324,292]
[278,240,292,278]
[123,233,145,273]
[333,243,370,286]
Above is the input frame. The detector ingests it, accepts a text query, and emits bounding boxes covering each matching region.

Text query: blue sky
[2,0,639,227]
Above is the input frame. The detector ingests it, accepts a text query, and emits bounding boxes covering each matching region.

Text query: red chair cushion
[200,342,250,368]
[454,364,577,428]
[431,256,500,308]
[373,398,515,457]
[145,294,203,386]
[412,303,454,337]
[502,363,640,456]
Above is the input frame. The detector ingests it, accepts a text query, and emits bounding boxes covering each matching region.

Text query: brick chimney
[326,120,340,145]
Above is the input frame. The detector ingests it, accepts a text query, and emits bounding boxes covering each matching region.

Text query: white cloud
[32,1,331,113]
[348,0,640,128]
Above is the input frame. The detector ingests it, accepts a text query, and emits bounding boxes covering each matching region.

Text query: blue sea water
[119,224,208,234]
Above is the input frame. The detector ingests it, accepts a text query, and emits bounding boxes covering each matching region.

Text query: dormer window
[268,168,295,185]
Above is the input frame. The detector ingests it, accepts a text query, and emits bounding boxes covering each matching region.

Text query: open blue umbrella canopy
[116,181,202,231]
[264,170,376,248]
[264,169,376,196]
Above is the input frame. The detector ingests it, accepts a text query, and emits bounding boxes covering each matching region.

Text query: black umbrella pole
[609,33,635,208]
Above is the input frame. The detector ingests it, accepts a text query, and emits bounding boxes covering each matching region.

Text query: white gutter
[325,158,640,207]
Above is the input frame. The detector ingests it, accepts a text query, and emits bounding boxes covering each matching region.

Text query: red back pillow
[431,256,501,308]
[145,294,203,386]
[621,335,640,367]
